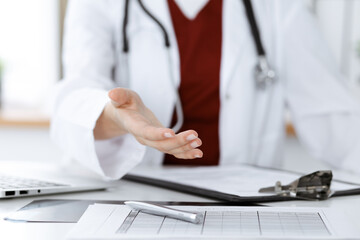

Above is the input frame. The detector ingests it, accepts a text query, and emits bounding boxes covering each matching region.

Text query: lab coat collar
[174,0,209,20]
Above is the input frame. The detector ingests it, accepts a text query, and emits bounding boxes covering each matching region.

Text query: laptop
[0,174,109,199]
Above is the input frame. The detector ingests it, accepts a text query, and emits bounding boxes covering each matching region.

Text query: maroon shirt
[164,0,223,165]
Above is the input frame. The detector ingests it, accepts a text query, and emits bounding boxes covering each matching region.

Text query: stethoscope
[121,0,276,134]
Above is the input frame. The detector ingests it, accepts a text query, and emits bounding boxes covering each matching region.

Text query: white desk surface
[0,160,360,240]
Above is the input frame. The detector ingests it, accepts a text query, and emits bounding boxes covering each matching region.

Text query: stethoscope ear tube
[122,0,171,51]
[122,0,130,53]
[121,0,183,132]
[137,0,170,48]
[242,0,265,56]
[120,0,276,134]
[242,0,276,89]
[166,50,184,133]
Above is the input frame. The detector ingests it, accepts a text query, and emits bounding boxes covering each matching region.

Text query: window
[0,0,60,114]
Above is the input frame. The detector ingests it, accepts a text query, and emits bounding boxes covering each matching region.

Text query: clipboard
[123,174,296,203]
[122,165,360,203]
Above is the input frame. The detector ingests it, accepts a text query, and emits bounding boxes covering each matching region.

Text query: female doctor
[51,0,360,179]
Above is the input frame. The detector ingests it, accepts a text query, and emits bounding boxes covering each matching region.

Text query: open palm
[108,88,203,159]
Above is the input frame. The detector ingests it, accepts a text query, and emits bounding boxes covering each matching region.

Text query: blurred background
[0,0,360,171]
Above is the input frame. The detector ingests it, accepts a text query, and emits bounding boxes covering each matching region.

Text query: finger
[108,88,130,107]
[173,149,203,159]
[166,138,202,155]
[133,125,175,141]
[139,130,199,152]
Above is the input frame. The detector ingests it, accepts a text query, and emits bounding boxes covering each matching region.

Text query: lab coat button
[225,94,230,100]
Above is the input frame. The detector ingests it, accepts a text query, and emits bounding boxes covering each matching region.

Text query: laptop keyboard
[0,175,69,189]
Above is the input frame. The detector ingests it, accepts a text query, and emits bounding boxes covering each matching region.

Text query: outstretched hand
[94,88,203,159]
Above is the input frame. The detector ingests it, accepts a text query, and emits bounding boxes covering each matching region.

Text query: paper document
[67,204,360,239]
[130,165,360,197]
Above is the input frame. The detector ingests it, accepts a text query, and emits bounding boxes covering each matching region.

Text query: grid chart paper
[117,210,331,237]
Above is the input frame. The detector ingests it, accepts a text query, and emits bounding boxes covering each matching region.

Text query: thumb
[108,88,130,108]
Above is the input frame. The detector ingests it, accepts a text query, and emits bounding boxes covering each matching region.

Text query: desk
[0,161,360,240]
[0,108,49,127]
[0,161,213,240]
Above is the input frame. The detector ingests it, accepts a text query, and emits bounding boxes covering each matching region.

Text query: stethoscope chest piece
[254,56,276,90]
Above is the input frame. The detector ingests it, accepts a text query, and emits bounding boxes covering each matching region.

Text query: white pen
[124,201,204,224]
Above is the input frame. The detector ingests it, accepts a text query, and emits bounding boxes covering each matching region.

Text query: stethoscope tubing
[119,0,276,158]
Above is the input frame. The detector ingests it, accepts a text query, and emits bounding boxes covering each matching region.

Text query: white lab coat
[51,0,360,179]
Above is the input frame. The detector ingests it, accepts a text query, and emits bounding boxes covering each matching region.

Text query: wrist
[94,102,127,140]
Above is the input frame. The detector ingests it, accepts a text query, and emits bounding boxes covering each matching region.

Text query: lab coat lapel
[139,0,249,99]
[131,0,180,165]
[141,0,180,89]
[138,0,251,103]
[220,0,248,99]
